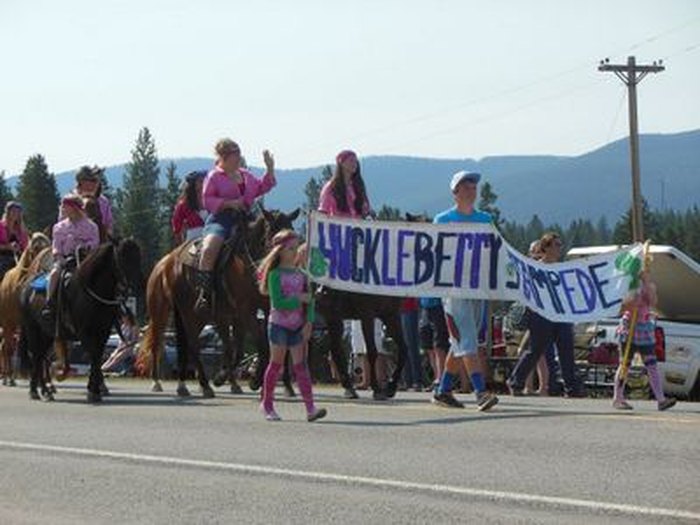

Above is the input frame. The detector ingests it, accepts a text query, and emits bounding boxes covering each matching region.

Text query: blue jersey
[433,207,492,225]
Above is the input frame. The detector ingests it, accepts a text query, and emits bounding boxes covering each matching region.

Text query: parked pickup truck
[567,244,700,401]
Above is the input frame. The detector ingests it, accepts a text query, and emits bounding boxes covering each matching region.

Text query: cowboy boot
[194,270,214,315]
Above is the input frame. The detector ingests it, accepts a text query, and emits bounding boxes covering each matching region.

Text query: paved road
[1,379,699,524]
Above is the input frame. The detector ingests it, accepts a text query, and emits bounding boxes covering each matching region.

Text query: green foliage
[376,204,401,221]
[15,155,60,233]
[160,161,181,252]
[117,127,161,273]
[0,170,14,212]
[478,181,501,226]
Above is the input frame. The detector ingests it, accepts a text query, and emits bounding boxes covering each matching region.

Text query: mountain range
[12,129,700,226]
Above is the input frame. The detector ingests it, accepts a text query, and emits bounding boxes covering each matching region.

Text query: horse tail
[135,323,159,377]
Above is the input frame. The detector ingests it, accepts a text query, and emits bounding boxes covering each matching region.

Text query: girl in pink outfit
[0,201,29,278]
[318,150,371,219]
[62,166,114,239]
[613,270,676,411]
[194,138,276,314]
[258,229,326,423]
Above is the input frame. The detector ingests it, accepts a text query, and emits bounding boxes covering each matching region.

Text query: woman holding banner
[318,149,373,399]
[507,233,584,398]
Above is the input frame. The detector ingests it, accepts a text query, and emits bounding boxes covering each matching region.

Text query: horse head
[247,207,301,260]
[16,232,51,271]
[83,196,107,242]
[115,237,145,295]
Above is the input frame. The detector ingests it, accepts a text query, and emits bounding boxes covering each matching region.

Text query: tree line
[2,129,699,281]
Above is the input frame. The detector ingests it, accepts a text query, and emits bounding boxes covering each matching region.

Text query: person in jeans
[431,171,499,412]
[507,232,583,398]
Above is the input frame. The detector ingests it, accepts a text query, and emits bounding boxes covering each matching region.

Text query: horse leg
[25,327,42,401]
[226,326,244,395]
[250,315,269,392]
[327,318,356,399]
[174,306,191,397]
[383,314,407,399]
[86,336,105,403]
[362,318,386,400]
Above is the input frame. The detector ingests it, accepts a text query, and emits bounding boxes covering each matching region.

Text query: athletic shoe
[343,387,359,399]
[658,398,677,411]
[613,399,633,410]
[307,408,327,422]
[431,392,464,409]
[476,391,499,412]
[260,404,281,421]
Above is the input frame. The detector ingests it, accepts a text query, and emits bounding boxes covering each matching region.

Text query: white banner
[307,212,643,323]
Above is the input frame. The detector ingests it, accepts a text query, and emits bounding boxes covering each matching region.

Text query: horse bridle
[81,243,131,308]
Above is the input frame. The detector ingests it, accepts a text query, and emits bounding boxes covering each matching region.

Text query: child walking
[613,270,676,411]
[258,230,327,422]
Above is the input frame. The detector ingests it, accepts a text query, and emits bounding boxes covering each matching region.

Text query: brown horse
[136,207,300,397]
[0,233,51,386]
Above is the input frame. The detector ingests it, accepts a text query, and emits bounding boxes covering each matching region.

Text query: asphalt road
[1,379,699,524]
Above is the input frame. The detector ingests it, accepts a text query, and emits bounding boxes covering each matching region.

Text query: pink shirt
[202,167,276,214]
[0,220,29,251]
[52,217,100,258]
[318,180,370,218]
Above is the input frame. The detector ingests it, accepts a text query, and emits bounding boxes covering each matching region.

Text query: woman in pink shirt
[195,138,276,314]
[42,195,100,321]
[61,166,114,240]
[171,170,208,244]
[318,149,371,219]
[0,201,29,279]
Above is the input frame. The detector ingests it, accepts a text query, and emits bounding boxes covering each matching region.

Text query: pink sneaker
[260,404,281,421]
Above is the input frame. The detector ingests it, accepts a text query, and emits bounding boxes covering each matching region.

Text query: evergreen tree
[526,214,545,242]
[478,181,501,226]
[301,165,333,235]
[160,161,181,251]
[118,127,161,272]
[613,199,657,244]
[376,204,401,221]
[595,216,611,245]
[0,170,14,212]
[15,155,60,233]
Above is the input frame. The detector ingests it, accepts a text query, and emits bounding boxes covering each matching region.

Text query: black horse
[315,288,407,400]
[20,238,143,402]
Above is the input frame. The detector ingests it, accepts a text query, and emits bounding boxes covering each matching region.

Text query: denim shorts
[443,298,482,357]
[202,210,241,238]
[268,323,304,347]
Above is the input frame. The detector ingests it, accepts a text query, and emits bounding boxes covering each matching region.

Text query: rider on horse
[41,195,100,322]
[61,165,114,239]
[194,138,276,314]
[0,201,29,279]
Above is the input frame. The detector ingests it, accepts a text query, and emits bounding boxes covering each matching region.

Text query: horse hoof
[29,390,41,400]
[212,371,227,388]
[201,386,215,399]
[177,385,191,397]
[372,389,388,401]
[385,381,398,399]
[87,391,102,403]
[343,387,359,400]
[249,378,261,392]
[283,386,296,398]
[48,383,57,394]
[230,382,244,395]
[43,393,55,402]
[151,382,163,393]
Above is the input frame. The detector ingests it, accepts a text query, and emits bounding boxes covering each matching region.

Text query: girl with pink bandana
[257,229,326,422]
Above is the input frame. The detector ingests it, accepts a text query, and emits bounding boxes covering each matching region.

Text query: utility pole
[598,56,664,242]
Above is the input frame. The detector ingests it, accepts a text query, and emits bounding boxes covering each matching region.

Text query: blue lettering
[414,232,434,285]
[434,232,456,287]
[396,230,414,286]
[590,261,621,309]
[380,229,396,286]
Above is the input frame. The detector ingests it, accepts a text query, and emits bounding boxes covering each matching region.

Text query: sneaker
[613,399,633,410]
[307,407,327,422]
[431,392,464,409]
[658,398,677,411]
[476,392,499,412]
[343,387,359,399]
[260,404,281,421]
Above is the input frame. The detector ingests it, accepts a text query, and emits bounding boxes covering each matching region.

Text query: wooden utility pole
[598,56,664,242]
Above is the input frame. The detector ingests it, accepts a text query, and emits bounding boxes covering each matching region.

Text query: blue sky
[1,0,698,176]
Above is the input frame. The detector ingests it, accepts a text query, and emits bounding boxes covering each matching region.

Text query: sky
[1,0,699,176]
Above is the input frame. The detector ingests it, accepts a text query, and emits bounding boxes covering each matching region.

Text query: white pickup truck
[567,244,700,401]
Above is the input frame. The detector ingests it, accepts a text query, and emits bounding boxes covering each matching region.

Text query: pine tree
[478,181,501,226]
[376,204,401,221]
[0,170,14,212]
[15,155,60,233]
[160,161,181,252]
[118,127,161,272]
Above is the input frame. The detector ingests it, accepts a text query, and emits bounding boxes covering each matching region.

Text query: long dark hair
[184,180,201,212]
[330,164,368,216]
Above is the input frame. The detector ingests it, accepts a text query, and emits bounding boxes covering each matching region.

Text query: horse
[136,207,300,397]
[19,238,143,402]
[0,232,52,386]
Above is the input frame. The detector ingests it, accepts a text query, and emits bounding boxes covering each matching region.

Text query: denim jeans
[400,310,423,386]
[509,311,579,394]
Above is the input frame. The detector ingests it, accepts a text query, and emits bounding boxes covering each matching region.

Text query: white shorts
[349,319,386,355]
[443,298,483,357]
